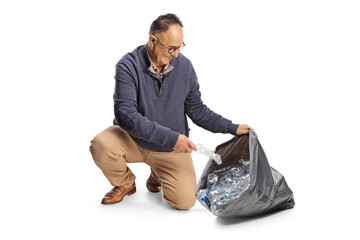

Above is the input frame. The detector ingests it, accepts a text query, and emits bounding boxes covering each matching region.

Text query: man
[90,14,252,210]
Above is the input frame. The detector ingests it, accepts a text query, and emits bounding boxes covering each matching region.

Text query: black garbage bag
[196,129,295,217]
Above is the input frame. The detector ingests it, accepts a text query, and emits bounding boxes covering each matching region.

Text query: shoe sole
[127,187,136,195]
[147,186,161,193]
[101,187,136,205]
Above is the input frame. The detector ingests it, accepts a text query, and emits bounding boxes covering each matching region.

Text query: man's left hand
[236,124,253,135]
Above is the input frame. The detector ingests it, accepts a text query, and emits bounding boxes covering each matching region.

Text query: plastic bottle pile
[197,159,250,213]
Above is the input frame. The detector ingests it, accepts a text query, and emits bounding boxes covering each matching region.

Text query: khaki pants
[90,125,197,210]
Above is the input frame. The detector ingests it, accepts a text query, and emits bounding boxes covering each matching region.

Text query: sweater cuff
[165,131,180,150]
[228,123,239,135]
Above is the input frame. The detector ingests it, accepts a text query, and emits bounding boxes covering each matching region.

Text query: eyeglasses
[157,38,186,54]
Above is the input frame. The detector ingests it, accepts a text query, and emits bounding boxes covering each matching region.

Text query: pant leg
[147,151,197,210]
[90,125,147,187]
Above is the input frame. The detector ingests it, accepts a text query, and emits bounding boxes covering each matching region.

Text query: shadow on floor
[215,207,294,225]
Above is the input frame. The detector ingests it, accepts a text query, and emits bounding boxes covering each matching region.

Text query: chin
[163,56,171,63]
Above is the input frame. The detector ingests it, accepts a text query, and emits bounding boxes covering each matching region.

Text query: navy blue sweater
[113,45,238,152]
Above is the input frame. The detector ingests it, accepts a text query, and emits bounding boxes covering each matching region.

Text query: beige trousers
[90,125,197,210]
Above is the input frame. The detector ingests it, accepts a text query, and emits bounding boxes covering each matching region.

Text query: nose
[170,50,179,58]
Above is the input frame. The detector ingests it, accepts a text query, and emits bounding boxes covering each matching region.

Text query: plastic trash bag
[196,129,295,217]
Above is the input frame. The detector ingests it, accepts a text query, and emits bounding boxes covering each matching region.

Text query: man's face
[151,24,184,67]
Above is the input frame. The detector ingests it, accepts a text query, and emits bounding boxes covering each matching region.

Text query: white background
[1,0,359,239]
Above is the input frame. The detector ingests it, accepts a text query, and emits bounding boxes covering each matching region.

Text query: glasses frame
[156,38,186,54]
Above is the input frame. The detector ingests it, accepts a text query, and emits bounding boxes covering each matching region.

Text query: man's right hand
[173,134,197,153]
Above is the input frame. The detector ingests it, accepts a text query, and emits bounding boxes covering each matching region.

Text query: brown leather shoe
[101,182,136,204]
[146,173,161,193]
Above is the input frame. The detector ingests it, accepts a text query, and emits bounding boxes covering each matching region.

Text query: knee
[90,134,124,166]
[89,135,104,165]
[174,196,196,210]
[164,190,196,210]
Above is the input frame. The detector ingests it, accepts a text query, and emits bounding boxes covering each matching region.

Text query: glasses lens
[179,43,185,51]
[167,43,185,53]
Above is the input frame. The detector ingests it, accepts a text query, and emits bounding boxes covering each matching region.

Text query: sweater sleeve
[184,66,238,135]
[113,63,179,149]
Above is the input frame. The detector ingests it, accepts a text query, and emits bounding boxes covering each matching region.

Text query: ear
[148,35,157,49]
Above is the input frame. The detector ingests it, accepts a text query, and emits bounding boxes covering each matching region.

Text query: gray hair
[149,13,183,36]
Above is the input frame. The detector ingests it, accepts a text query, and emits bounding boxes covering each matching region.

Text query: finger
[246,126,254,131]
[186,146,192,153]
[188,140,197,151]
[184,142,193,153]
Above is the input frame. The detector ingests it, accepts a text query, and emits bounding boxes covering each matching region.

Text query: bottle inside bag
[197,159,250,213]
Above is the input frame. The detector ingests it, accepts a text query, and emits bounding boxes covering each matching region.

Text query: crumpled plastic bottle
[195,144,222,165]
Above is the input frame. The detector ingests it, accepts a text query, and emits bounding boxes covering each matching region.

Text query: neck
[147,45,164,74]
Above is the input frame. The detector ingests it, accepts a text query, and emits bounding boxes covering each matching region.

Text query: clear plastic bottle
[195,144,222,164]
[230,167,243,177]
[207,173,218,185]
